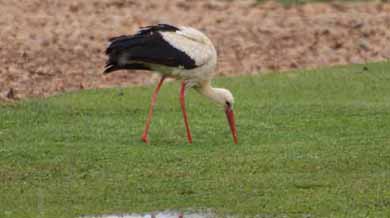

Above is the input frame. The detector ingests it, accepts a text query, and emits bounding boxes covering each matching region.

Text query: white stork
[104,24,237,144]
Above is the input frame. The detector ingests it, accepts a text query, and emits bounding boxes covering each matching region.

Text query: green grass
[1,62,390,218]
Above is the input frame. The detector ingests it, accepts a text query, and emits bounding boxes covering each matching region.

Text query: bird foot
[141,134,149,143]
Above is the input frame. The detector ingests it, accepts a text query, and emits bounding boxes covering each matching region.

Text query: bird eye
[225,101,231,107]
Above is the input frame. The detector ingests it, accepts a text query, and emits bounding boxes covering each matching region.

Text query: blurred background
[1,0,390,100]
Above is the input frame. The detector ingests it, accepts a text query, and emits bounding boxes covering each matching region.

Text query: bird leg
[141,76,166,143]
[180,81,193,144]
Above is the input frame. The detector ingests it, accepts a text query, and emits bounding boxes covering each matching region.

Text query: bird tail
[103,35,150,74]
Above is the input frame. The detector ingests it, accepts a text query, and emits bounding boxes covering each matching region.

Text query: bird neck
[196,82,226,106]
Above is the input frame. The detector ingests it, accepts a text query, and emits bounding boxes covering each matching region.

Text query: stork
[104,24,237,144]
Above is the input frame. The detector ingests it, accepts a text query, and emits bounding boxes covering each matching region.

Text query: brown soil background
[1,0,390,101]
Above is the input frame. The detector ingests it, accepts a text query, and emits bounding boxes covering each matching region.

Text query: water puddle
[82,210,218,218]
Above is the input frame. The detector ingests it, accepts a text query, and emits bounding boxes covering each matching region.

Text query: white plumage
[161,27,216,66]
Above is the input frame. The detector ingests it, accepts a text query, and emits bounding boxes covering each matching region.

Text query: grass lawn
[1,62,390,218]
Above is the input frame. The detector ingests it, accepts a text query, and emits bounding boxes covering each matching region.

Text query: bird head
[216,88,237,144]
[211,88,234,107]
[201,87,237,144]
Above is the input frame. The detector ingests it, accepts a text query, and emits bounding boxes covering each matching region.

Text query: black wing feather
[104,24,196,74]
[137,24,180,36]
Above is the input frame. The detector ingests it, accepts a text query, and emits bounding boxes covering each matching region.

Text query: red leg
[141,77,166,143]
[180,81,192,144]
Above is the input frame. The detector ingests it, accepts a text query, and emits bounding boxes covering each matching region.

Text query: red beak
[225,105,238,144]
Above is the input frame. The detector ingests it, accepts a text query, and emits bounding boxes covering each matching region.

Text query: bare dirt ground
[1,0,390,101]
